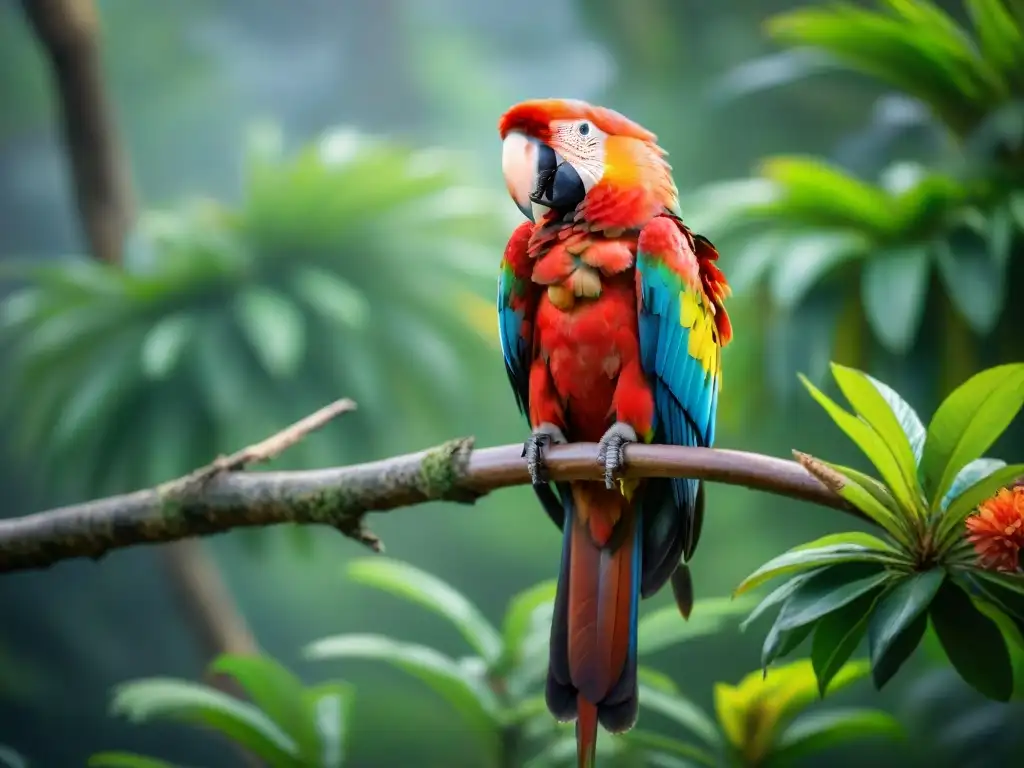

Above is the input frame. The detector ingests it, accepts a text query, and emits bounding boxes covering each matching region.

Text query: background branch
[0,407,854,574]
[20,0,260,709]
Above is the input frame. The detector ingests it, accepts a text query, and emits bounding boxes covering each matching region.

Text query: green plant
[89,654,353,768]
[303,559,753,767]
[685,0,1024,398]
[0,125,504,502]
[609,658,901,768]
[737,361,1024,701]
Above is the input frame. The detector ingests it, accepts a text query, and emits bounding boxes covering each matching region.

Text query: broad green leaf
[87,755,183,768]
[303,634,501,739]
[934,236,1006,336]
[108,678,299,766]
[863,373,927,465]
[769,232,867,308]
[868,570,945,689]
[304,682,355,768]
[208,655,319,761]
[965,0,1023,86]
[622,730,718,767]
[757,156,897,235]
[936,463,1024,547]
[637,666,680,695]
[639,685,720,747]
[496,580,557,673]
[830,365,924,505]
[940,457,1007,510]
[921,363,1024,508]
[800,374,917,512]
[736,542,900,596]
[140,314,195,379]
[811,590,880,696]
[741,572,821,632]
[775,565,891,632]
[860,246,930,354]
[291,267,369,330]
[637,597,754,656]
[770,708,903,764]
[234,287,306,377]
[762,618,815,670]
[930,579,1013,701]
[345,559,502,664]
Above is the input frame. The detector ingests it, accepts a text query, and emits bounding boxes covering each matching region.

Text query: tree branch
[21,0,135,264]
[0,403,854,574]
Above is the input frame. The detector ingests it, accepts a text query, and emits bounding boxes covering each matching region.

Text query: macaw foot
[523,423,568,485]
[597,421,638,490]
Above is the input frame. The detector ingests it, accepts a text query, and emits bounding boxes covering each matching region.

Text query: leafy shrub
[304,559,752,767]
[738,362,1024,700]
[90,654,353,768]
[0,126,505,500]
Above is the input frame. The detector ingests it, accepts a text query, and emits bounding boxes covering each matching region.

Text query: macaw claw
[523,423,567,485]
[597,421,638,490]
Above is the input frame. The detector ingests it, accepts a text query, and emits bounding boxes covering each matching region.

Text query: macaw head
[498,98,672,225]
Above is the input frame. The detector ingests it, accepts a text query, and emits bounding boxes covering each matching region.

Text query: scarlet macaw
[497,99,732,766]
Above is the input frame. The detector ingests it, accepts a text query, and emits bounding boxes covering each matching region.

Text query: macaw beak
[502,131,586,223]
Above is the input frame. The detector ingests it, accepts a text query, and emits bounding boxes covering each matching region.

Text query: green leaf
[921,363,1024,508]
[868,570,945,689]
[811,590,880,696]
[934,235,1006,335]
[108,678,299,766]
[774,564,891,632]
[762,618,815,669]
[757,156,898,235]
[800,374,918,512]
[830,365,923,503]
[930,579,1013,701]
[291,267,369,330]
[741,571,821,632]
[770,708,903,764]
[496,579,557,673]
[965,0,1023,83]
[345,558,502,664]
[304,682,355,768]
[140,314,195,379]
[621,730,718,767]
[638,685,721,747]
[637,597,755,656]
[865,373,927,465]
[88,754,184,768]
[860,246,930,354]
[936,462,1024,547]
[234,287,306,377]
[769,232,867,308]
[207,655,319,762]
[303,634,501,740]
[823,467,911,543]
[736,540,902,596]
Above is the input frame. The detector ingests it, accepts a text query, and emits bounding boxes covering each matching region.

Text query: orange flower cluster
[966,485,1024,572]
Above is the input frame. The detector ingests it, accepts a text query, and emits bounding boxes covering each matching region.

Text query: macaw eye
[578,121,590,136]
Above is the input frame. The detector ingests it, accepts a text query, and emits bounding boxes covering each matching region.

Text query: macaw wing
[498,224,569,529]
[634,214,724,595]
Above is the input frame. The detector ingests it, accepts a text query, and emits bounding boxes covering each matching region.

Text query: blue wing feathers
[635,238,722,578]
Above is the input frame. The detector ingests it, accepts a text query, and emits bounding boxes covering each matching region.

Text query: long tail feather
[546,481,641,761]
[576,696,598,768]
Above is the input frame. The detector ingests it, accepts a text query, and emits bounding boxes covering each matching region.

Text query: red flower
[966,485,1024,572]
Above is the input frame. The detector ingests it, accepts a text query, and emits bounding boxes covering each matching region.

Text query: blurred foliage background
[0,0,1021,766]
